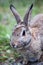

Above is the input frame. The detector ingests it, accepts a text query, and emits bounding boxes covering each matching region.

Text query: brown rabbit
[10,4,43,64]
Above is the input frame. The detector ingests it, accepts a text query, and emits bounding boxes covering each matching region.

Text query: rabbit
[10,4,43,64]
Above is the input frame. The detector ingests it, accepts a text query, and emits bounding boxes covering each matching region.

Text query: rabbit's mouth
[11,36,31,49]
[16,39,31,50]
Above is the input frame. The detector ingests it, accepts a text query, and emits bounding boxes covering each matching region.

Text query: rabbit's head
[10,4,34,49]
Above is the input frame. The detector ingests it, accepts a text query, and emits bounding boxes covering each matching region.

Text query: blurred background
[0,0,43,64]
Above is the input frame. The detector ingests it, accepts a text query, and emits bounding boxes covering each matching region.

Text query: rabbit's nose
[11,42,18,48]
[12,43,15,48]
[12,44,17,48]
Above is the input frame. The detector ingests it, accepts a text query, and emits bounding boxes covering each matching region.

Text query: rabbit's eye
[22,30,25,36]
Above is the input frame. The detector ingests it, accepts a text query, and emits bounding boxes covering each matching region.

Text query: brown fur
[10,4,43,64]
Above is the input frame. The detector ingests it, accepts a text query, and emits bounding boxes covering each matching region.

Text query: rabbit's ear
[23,4,33,27]
[10,4,22,24]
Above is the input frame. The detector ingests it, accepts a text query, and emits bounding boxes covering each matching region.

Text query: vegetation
[0,0,43,64]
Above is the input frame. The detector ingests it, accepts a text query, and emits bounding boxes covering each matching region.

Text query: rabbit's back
[30,14,43,50]
[30,14,43,27]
